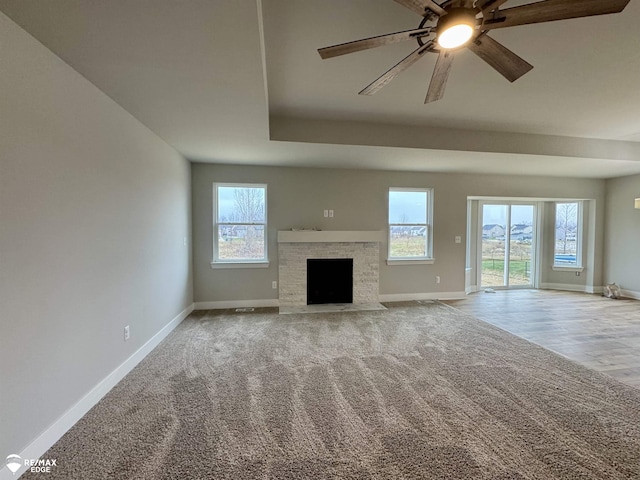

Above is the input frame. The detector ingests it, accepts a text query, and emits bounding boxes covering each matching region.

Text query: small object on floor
[484,288,496,293]
[603,283,621,299]
[235,307,255,312]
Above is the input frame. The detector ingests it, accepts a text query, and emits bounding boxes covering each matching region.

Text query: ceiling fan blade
[477,0,510,14]
[393,0,447,17]
[318,27,432,59]
[425,50,454,104]
[359,43,432,96]
[467,34,533,82]
[482,0,631,30]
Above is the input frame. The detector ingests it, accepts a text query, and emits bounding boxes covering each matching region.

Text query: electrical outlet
[324,209,328,217]
[124,325,130,341]
[436,276,441,284]
[455,236,462,244]
[575,271,580,276]
[183,236,187,246]
[329,210,334,217]
[272,281,277,289]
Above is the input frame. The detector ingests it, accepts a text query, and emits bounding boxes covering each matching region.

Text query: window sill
[386,258,435,266]
[552,265,584,272]
[211,261,270,269]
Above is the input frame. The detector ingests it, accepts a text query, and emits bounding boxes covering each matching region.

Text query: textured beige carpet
[25,302,640,479]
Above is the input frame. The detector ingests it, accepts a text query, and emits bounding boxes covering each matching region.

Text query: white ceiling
[2,0,640,178]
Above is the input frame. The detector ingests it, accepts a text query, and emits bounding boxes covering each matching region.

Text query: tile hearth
[279,303,387,315]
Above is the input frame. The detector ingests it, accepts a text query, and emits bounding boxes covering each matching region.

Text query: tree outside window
[554,202,580,266]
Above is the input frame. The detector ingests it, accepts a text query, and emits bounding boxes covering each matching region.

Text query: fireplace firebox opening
[307,258,353,305]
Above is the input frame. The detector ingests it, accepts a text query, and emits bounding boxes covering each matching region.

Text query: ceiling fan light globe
[435,7,477,50]
[437,24,474,49]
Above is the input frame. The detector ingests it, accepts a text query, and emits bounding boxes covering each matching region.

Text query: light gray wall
[192,163,606,303]
[0,12,192,458]
[604,174,640,294]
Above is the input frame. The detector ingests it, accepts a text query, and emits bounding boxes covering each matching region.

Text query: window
[388,188,433,263]
[213,183,267,267]
[554,201,582,268]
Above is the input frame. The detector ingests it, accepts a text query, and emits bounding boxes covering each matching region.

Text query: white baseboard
[540,283,588,293]
[0,303,194,480]
[194,299,279,310]
[195,294,482,310]
[622,289,640,300]
[541,283,608,294]
[379,291,467,302]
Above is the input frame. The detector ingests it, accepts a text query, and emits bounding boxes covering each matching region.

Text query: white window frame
[211,183,269,269]
[387,187,434,265]
[552,201,583,272]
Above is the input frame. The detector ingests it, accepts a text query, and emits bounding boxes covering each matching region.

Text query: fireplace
[277,230,383,307]
[307,258,353,304]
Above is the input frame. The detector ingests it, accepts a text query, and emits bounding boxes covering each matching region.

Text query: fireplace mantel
[277,230,384,243]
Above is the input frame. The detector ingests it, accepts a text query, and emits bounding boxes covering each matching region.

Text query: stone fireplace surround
[277,231,384,307]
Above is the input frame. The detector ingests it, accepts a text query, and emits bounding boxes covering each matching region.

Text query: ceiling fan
[317,0,631,104]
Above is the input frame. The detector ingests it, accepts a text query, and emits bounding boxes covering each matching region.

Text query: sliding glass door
[481,204,508,287]
[508,205,535,286]
[480,203,536,288]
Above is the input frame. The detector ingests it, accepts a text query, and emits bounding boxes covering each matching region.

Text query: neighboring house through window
[482,224,505,239]
[388,188,434,264]
[212,183,268,267]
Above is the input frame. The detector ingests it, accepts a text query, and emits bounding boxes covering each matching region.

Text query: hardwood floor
[444,289,640,389]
